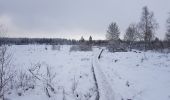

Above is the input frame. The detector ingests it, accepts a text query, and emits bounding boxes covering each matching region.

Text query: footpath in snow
[93,48,170,100]
[92,49,116,100]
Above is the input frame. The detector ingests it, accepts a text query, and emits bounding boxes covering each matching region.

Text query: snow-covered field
[6,45,170,100]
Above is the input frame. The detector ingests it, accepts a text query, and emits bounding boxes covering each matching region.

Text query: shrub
[70,45,92,52]
[51,45,60,51]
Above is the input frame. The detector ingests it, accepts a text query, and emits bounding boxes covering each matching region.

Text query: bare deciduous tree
[0,24,7,37]
[29,63,56,98]
[106,22,120,41]
[124,24,138,50]
[0,25,7,45]
[138,6,159,50]
[0,24,7,35]
[165,13,170,41]
[16,70,35,92]
[0,46,14,100]
[124,23,138,41]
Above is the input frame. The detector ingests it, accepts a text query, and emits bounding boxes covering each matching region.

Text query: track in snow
[92,50,115,100]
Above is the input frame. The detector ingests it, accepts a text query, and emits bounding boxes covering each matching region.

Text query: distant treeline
[0,37,108,45]
[0,37,170,50]
[0,37,78,45]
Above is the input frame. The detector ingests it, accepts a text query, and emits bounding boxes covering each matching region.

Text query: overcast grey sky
[0,0,170,40]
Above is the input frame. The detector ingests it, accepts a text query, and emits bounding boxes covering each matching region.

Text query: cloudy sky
[0,0,170,40]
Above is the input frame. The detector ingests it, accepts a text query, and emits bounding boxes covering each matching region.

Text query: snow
[96,50,170,100]
[7,45,96,100]
[92,50,115,100]
[5,45,170,100]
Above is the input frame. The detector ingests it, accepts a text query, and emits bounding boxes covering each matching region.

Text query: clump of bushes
[70,45,92,52]
[51,45,61,51]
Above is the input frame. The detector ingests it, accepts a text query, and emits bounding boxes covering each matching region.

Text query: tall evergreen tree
[80,36,85,42]
[89,36,92,42]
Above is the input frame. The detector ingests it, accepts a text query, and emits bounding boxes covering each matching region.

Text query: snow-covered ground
[5,45,170,100]
[95,50,170,100]
[7,45,96,100]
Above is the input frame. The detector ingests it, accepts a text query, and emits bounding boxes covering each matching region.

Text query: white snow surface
[5,45,170,100]
[95,49,170,100]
